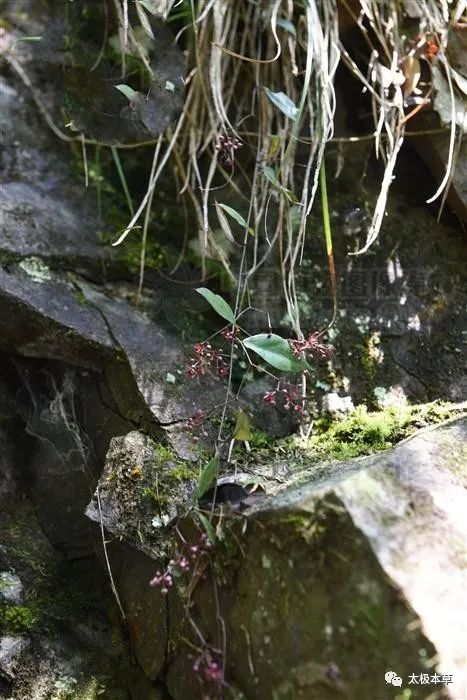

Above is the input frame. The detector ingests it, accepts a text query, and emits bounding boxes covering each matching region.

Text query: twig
[96,486,126,621]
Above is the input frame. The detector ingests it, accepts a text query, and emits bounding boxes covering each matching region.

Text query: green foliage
[196,511,216,544]
[232,410,252,441]
[248,430,272,449]
[243,334,311,373]
[110,146,135,217]
[195,456,219,500]
[309,406,404,460]
[262,167,297,202]
[0,604,40,633]
[195,288,236,324]
[264,88,298,121]
[114,85,138,102]
[98,230,166,273]
[214,203,254,235]
[12,36,42,47]
[307,402,456,462]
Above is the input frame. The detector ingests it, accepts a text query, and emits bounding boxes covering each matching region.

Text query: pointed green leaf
[115,84,138,102]
[12,36,42,47]
[264,88,298,121]
[216,203,254,235]
[195,457,218,500]
[195,287,235,323]
[232,410,252,441]
[215,201,236,244]
[196,512,217,543]
[243,334,310,373]
[136,1,155,39]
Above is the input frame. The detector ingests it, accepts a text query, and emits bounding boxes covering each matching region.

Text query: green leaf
[264,88,298,121]
[276,18,296,36]
[12,36,42,47]
[267,135,281,159]
[215,201,236,244]
[232,410,252,441]
[135,1,155,39]
[215,203,254,235]
[196,512,217,544]
[195,287,235,323]
[195,457,219,500]
[115,84,138,102]
[263,166,298,202]
[243,334,310,373]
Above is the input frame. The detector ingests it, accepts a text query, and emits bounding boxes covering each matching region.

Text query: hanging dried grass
[111,0,462,331]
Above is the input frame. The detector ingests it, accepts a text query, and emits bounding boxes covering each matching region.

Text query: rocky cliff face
[84,417,467,700]
[1,2,466,699]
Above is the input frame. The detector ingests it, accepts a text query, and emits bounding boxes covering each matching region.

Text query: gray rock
[88,417,467,700]
[0,493,133,699]
[0,266,115,369]
[0,44,224,463]
[0,70,114,278]
[111,543,168,683]
[86,431,197,553]
[322,392,354,417]
[1,182,112,271]
[0,573,23,604]
[0,636,29,679]
[33,9,185,145]
[77,282,226,430]
[0,265,224,457]
[0,376,18,501]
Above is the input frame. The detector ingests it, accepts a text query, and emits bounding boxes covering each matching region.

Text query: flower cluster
[148,569,173,595]
[149,533,213,595]
[186,342,229,379]
[220,325,238,342]
[193,647,225,695]
[263,382,303,412]
[215,133,242,169]
[289,331,335,360]
[185,408,206,430]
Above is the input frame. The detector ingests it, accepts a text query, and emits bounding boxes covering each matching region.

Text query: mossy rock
[86,431,200,555]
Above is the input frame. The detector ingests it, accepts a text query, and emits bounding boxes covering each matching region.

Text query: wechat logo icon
[385,671,402,687]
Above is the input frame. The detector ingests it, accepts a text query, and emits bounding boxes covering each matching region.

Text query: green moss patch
[305,401,460,463]
[0,604,40,633]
